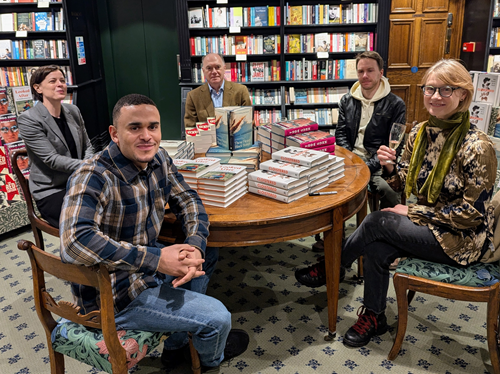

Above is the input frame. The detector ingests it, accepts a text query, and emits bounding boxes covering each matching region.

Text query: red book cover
[276,6,280,25]
[286,131,336,149]
[190,38,195,55]
[312,61,318,80]
[235,35,247,55]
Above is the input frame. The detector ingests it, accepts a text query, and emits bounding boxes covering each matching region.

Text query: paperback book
[11,86,33,115]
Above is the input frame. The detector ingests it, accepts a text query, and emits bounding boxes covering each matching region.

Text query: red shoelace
[352,306,378,334]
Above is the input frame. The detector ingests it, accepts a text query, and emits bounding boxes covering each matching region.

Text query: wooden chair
[388,256,500,374]
[11,148,59,250]
[19,239,202,374]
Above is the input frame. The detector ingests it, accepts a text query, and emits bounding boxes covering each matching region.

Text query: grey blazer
[18,102,94,201]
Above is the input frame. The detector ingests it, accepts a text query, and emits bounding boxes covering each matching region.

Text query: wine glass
[386,123,406,164]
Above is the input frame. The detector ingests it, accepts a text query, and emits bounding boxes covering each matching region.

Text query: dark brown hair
[30,65,66,102]
[112,94,157,126]
[355,51,384,71]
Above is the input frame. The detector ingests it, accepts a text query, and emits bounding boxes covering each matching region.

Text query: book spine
[249,181,292,196]
[283,123,319,137]
[296,136,336,149]
[249,174,291,190]
[249,186,290,202]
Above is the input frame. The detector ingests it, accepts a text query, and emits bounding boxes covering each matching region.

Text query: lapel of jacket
[36,102,69,152]
[200,83,215,119]
[62,105,82,158]
[222,80,233,107]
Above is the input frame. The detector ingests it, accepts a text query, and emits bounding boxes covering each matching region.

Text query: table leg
[323,207,344,341]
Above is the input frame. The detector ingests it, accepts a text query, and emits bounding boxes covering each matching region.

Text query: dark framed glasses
[422,85,461,98]
[0,125,18,133]
[0,98,8,105]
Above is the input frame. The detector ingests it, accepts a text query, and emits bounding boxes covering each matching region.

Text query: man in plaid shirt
[60,94,249,372]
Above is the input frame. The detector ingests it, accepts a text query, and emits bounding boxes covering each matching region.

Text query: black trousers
[35,189,66,228]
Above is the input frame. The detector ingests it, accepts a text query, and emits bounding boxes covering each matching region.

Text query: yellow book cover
[319,5,324,25]
[268,6,274,26]
[290,6,302,25]
[288,34,301,53]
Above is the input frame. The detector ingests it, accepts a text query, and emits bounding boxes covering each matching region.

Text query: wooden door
[387,0,466,123]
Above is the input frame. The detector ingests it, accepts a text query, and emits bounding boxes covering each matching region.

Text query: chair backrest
[18,239,127,372]
[11,149,59,249]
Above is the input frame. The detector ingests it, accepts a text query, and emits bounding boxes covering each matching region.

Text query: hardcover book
[469,102,492,133]
[288,34,301,53]
[231,142,261,157]
[263,35,276,54]
[16,13,32,31]
[213,7,227,28]
[188,7,205,28]
[173,157,220,178]
[248,180,307,197]
[272,146,328,167]
[202,189,247,207]
[271,118,319,137]
[329,5,341,24]
[248,169,307,189]
[34,12,51,31]
[286,131,335,149]
[12,86,33,116]
[197,177,247,194]
[249,186,308,203]
[474,73,500,105]
[235,35,247,55]
[259,159,314,179]
[254,6,268,26]
[289,6,302,25]
[214,106,254,151]
[315,33,330,52]
[197,164,247,187]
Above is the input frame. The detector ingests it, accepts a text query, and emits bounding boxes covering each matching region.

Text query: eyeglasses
[203,65,223,72]
[0,99,8,105]
[0,125,18,133]
[422,85,461,98]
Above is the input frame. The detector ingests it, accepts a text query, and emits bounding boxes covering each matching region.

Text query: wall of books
[177,0,390,129]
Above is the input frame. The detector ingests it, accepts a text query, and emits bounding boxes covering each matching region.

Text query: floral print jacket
[385,122,497,265]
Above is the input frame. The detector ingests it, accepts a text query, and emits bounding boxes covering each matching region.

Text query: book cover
[213,7,227,28]
[0,173,21,203]
[289,6,302,25]
[250,62,265,82]
[0,40,12,59]
[272,146,328,167]
[288,34,301,53]
[232,7,243,27]
[488,106,500,136]
[286,131,335,149]
[248,180,307,197]
[475,73,500,105]
[188,7,204,28]
[229,106,254,150]
[235,35,247,55]
[329,5,341,24]
[354,33,368,51]
[315,33,330,52]
[469,102,492,133]
[16,13,32,31]
[0,114,18,145]
[248,169,307,189]
[254,6,268,26]
[33,39,45,59]
[271,118,319,137]
[294,89,308,104]
[12,86,33,115]
[34,12,50,31]
[197,164,247,187]
[263,35,276,54]
[260,159,314,179]
[231,141,261,157]
[174,157,220,178]
[249,186,308,203]
[345,59,357,79]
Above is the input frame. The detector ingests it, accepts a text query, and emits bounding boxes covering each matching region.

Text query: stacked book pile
[160,139,194,159]
[247,146,343,203]
[173,157,221,190]
[206,142,261,172]
[196,165,248,207]
[257,117,335,154]
[185,118,217,154]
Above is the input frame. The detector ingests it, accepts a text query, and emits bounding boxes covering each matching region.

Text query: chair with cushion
[19,239,201,374]
[387,256,500,374]
[11,148,59,250]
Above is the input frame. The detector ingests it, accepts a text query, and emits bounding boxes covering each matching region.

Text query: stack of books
[248,147,345,203]
[205,142,261,172]
[196,165,248,207]
[257,118,335,154]
[160,140,194,159]
[173,157,221,190]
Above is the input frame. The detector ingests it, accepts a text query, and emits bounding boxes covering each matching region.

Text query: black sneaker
[161,344,191,368]
[294,258,345,287]
[201,329,249,373]
[343,306,388,347]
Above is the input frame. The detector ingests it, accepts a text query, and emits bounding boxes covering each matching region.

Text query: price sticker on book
[37,1,50,8]
[317,52,329,59]
[216,0,228,3]
[236,54,247,61]
[16,31,28,38]
[229,26,241,34]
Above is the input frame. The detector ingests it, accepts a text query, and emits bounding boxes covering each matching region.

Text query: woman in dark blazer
[18,65,93,227]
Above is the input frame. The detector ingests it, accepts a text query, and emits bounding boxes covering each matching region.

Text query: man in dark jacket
[296,51,406,287]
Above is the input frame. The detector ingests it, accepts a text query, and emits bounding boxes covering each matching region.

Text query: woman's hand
[377,145,396,173]
[381,204,408,216]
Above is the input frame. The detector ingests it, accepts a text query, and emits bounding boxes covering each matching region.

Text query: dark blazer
[18,102,93,201]
[184,80,251,128]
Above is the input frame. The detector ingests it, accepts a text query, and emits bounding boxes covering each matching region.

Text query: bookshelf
[176,0,390,129]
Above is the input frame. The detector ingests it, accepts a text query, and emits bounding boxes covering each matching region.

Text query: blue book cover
[254,6,268,27]
[295,88,307,104]
[214,106,254,151]
[34,12,50,31]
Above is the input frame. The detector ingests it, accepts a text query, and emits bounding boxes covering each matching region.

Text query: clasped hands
[158,244,205,288]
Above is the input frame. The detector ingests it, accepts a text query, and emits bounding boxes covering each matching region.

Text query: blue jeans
[114,246,231,367]
[341,211,459,315]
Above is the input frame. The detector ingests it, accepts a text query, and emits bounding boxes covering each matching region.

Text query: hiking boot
[343,306,388,347]
[294,257,345,287]
[161,344,191,368]
[201,329,249,373]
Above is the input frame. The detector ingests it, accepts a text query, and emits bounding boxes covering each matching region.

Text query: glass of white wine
[386,123,406,164]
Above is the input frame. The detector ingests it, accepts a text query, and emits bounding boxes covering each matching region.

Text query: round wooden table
[160,146,370,339]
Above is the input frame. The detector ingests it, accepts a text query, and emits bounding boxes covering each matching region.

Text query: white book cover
[469,102,492,133]
[188,7,205,28]
[260,159,314,179]
[213,7,227,28]
[160,140,187,151]
[249,186,308,203]
[248,169,308,189]
[315,32,330,52]
[474,73,500,105]
[272,146,328,167]
[248,180,307,197]
[203,190,247,207]
[197,165,247,187]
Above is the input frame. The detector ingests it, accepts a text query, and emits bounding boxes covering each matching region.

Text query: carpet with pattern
[0,224,495,374]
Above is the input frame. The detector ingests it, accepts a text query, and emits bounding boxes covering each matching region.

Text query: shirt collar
[208,79,225,95]
[108,141,161,183]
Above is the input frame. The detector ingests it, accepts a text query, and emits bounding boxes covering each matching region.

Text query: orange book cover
[235,35,247,55]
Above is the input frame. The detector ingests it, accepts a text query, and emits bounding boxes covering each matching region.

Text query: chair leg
[48,342,65,374]
[388,273,409,360]
[486,290,500,374]
[407,290,416,305]
[189,333,201,374]
[357,256,364,283]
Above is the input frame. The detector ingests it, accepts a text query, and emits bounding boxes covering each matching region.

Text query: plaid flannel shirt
[60,141,209,313]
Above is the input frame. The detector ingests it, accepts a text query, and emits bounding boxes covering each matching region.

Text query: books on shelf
[285,4,378,25]
[173,157,220,178]
[473,73,500,105]
[272,146,329,167]
[214,106,254,151]
[285,32,374,53]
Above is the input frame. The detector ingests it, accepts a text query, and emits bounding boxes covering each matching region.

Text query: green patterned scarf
[405,111,470,204]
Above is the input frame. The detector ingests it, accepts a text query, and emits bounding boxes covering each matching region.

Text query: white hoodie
[349,75,391,159]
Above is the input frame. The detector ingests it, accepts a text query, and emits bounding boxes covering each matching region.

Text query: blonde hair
[421,59,473,113]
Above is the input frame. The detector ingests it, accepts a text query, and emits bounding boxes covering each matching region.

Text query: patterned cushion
[396,258,500,287]
[51,318,168,373]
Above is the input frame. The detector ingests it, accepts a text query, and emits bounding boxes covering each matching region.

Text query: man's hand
[381,204,408,216]
[157,244,205,288]
[377,145,395,173]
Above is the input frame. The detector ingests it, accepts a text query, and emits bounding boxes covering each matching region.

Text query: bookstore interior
[2,0,500,373]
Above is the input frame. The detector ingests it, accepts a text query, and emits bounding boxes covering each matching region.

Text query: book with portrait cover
[286,131,335,149]
[315,33,330,52]
[271,118,319,137]
[469,102,492,133]
[214,106,254,151]
[188,7,205,28]
[213,7,227,28]
[272,146,328,167]
[474,73,500,105]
